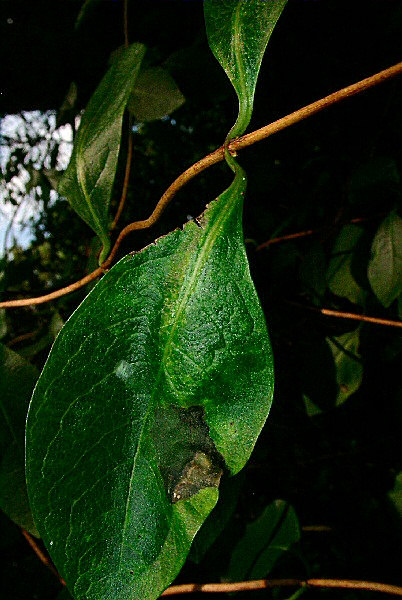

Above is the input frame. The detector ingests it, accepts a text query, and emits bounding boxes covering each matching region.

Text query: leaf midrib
[118,186,242,573]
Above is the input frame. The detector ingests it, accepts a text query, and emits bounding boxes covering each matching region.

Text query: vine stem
[288,302,402,329]
[255,215,384,251]
[1,61,401,310]
[162,579,402,597]
[18,531,402,600]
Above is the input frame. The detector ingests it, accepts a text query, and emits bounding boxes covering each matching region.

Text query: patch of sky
[0,111,75,255]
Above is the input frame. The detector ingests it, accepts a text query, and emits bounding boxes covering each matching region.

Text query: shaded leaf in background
[18,312,64,360]
[388,471,402,520]
[204,0,287,139]
[75,0,103,30]
[128,67,185,122]
[299,337,338,415]
[59,43,145,263]
[327,224,366,305]
[327,328,363,407]
[299,243,326,305]
[347,157,400,209]
[227,500,300,581]
[367,211,402,308]
[189,472,244,564]
[0,344,39,535]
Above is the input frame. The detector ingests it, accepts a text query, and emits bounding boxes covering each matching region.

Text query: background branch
[162,578,402,597]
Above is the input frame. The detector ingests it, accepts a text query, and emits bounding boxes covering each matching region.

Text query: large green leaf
[204,0,287,139]
[26,182,273,598]
[367,211,402,307]
[227,500,300,581]
[0,344,39,535]
[59,43,145,263]
[27,2,283,598]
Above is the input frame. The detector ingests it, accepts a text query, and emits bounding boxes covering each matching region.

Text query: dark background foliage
[1,1,401,599]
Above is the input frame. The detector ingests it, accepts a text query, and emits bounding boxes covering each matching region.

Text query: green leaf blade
[204,0,287,139]
[26,185,273,599]
[327,328,363,407]
[59,43,145,262]
[367,211,402,307]
[227,500,300,581]
[128,67,185,122]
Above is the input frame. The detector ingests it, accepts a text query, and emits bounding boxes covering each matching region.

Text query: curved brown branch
[1,61,401,310]
[255,215,383,251]
[162,578,402,597]
[289,302,402,329]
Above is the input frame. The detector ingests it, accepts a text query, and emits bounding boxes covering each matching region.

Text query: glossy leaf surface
[59,43,145,262]
[128,67,185,122]
[368,212,402,307]
[227,500,299,581]
[204,0,286,139]
[26,183,273,598]
[0,344,38,535]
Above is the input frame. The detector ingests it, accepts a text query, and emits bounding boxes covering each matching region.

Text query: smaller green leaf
[190,472,244,563]
[128,67,185,122]
[59,43,145,263]
[367,211,402,308]
[0,344,39,535]
[327,328,363,407]
[204,0,287,139]
[227,500,300,581]
[327,224,366,305]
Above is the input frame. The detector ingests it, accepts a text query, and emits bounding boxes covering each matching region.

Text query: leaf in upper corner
[0,344,39,536]
[59,43,145,263]
[75,0,102,29]
[327,328,363,407]
[204,0,287,138]
[367,211,402,308]
[227,500,300,581]
[327,224,366,305]
[26,176,274,600]
[128,67,185,122]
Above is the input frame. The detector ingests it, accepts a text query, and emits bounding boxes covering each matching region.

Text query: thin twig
[289,302,402,329]
[109,0,132,229]
[21,529,65,585]
[123,0,129,49]
[111,115,133,230]
[1,62,401,310]
[6,329,39,348]
[302,525,332,532]
[162,578,402,597]
[255,215,384,251]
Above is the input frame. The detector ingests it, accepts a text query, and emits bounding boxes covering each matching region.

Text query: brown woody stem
[1,62,401,310]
